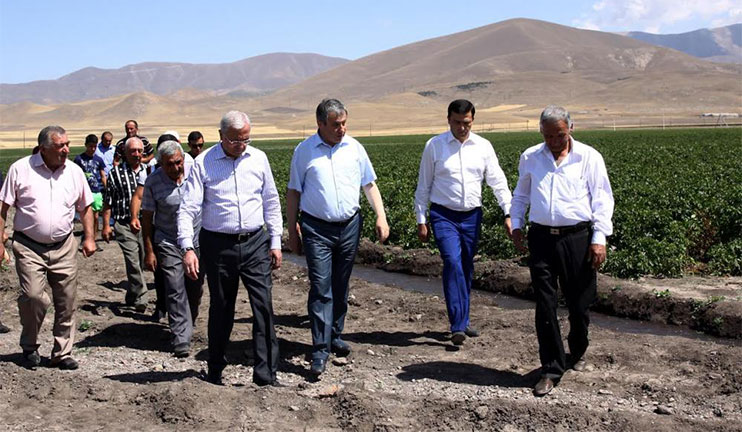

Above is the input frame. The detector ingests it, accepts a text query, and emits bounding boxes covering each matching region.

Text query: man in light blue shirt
[287,98,389,377]
[94,131,116,176]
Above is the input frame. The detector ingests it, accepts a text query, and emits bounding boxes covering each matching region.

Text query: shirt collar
[313,131,349,149]
[445,130,472,146]
[538,137,584,162]
[31,152,67,171]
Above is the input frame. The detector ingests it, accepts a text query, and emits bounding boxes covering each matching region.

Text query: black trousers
[528,225,596,380]
[199,228,279,383]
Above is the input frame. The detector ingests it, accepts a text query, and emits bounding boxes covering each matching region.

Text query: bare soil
[0,232,740,431]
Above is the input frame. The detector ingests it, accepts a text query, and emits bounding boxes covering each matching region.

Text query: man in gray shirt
[141,141,203,357]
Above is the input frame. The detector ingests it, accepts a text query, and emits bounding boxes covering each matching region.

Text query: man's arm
[130,185,144,233]
[587,152,614,269]
[79,204,96,257]
[0,202,10,264]
[414,139,435,243]
[141,209,157,272]
[286,188,302,254]
[484,145,514,238]
[261,154,282,270]
[510,153,532,253]
[362,181,389,243]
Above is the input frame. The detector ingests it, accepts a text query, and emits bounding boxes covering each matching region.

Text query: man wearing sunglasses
[187,131,205,159]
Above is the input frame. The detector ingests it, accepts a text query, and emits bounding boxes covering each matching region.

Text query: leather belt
[202,228,262,243]
[14,231,71,249]
[531,222,591,236]
[301,210,359,227]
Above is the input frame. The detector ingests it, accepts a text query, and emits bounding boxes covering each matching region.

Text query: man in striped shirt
[178,111,283,387]
[102,137,148,311]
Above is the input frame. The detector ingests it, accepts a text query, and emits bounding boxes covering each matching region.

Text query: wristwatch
[180,247,194,256]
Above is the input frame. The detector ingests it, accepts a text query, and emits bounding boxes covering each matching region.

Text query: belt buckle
[237,232,250,242]
[549,228,560,235]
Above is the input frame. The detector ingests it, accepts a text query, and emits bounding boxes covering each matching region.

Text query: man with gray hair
[510,105,614,396]
[0,125,96,370]
[142,141,203,357]
[178,110,283,386]
[287,98,389,377]
[102,137,148,311]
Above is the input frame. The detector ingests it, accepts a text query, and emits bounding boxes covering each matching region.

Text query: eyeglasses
[225,137,251,146]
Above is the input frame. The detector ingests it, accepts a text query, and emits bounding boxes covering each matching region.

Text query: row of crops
[2,128,739,278]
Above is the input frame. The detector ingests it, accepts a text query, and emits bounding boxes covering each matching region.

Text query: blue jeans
[429,204,482,333]
[301,212,361,361]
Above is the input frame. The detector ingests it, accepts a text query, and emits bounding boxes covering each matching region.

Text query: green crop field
[2,128,740,278]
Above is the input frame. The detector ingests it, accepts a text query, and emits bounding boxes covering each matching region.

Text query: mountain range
[624,23,741,64]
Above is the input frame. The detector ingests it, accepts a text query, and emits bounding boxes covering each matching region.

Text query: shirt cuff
[270,235,282,250]
[501,203,512,217]
[179,237,194,250]
[511,218,524,230]
[416,211,427,224]
[591,231,607,245]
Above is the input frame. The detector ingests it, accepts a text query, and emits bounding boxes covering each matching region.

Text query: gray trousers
[114,221,146,304]
[156,242,204,348]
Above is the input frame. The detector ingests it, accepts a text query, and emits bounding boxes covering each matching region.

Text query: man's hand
[512,229,528,253]
[288,222,302,255]
[589,244,607,270]
[375,217,390,243]
[0,242,8,265]
[183,250,199,280]
[504,216,513,239]
[144,251,157,272]
[270,249,282,270]
[130,218,141,234]
[102,225,113,242]
[417,223,430,243]
[81,237,96,257]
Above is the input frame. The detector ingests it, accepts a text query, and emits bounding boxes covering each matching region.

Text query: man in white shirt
[510,105,614,396]
[414,99,512,347]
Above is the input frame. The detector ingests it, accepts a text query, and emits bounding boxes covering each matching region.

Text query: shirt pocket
[567,176,589,200]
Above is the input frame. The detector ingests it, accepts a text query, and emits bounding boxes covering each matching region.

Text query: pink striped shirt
[0,154,93,244]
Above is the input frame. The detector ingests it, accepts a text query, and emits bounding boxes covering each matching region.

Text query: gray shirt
[142,168,201,247]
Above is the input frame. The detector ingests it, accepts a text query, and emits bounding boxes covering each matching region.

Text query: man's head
[124,137,144,168]
[447,99,475,142]
[539,105,573,155]
[101,131,113,148]
[124,120,139,138]
[85,134,98,156]
[37,125,69,171]
[163,130,180,142]
[187,131,204,156]
[219,111,251,159]
[316,98,347,146]
[157,140,185,181]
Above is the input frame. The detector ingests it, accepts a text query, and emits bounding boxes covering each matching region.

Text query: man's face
[101,134,113,148]
[125,121,138,138]
[188,137,204,156]
[85,141,96,156]
[221,124,250,159]
[125,140,144,167]
[448,111,473,142]
[40,133,70,170]
[161,151,184,181]
[317,111,347,145]
[541,120,572,155]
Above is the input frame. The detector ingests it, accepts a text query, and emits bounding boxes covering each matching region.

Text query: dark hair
[447,99,475,118]
[316,98,347,124]
[125,119,139,129]
[101,131,113,140]
[85,134,98,145]
[187,130,203,143]
[157,134,178,146]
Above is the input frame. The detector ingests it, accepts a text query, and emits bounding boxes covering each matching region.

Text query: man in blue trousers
[414,99,513,346]
[286,98,389,377]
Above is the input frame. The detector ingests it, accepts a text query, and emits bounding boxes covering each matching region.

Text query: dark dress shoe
[533,377,555,396]
[464,327,480,337]
[331,339,351,357]
[173,343,190,358]
[572,357,587,372]
[0,321,10,333]
[310,358,326,376]
[151,309,166,322]
[52,357,79,370]
[206,369,223,385]
[22,350,41,368]
[255,378,286,388]
[451,331,466,346]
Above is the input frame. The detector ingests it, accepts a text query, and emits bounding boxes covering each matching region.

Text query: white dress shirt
[510,138,614,245]
[414,131,512,224]
[177,142,282,250]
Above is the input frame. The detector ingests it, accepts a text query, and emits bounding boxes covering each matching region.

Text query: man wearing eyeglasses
[178,111,283,387]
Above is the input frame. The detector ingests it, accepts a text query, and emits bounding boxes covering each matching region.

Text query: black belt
[14,231,71,249]
[301,210,359,227]
[531,222,591,236]
[202,228,262,243]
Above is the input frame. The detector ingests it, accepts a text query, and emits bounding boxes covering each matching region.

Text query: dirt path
[0,234,740,431]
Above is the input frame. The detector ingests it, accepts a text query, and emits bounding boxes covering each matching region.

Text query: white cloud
[574,0,741,33]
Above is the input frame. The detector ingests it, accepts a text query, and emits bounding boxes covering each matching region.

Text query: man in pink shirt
[0,125,97,370]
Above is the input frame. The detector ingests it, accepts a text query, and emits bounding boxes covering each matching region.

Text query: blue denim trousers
[301,212,362,361]
[429,204,482,333]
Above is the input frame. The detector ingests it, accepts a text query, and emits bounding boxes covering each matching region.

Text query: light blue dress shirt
[95,143,116,176]
[288,133,376,222]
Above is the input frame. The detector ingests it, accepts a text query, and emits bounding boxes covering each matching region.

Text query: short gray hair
[316,98,347,123]
[37,125,66,148]
[220,111,251,132]
[540,105,573,130]
[124,136,143,151]
[157,140,184,161]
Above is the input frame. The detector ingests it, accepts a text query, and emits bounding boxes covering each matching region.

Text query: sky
[0,0,739,84]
